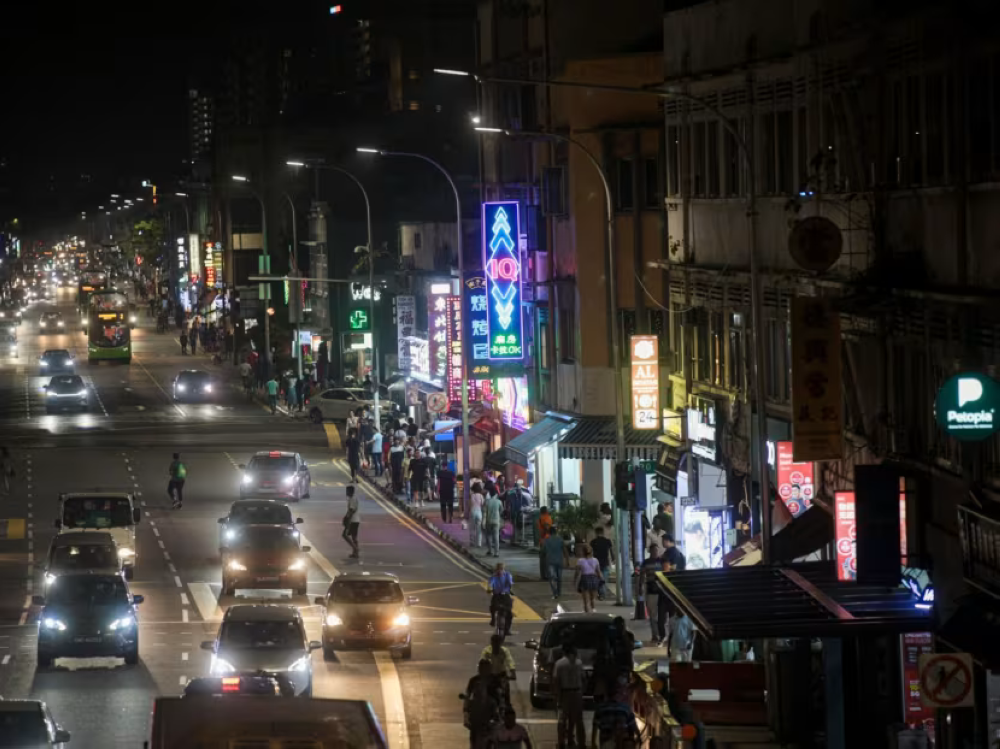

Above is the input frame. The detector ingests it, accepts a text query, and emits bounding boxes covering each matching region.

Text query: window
[761,112,776,194]
[766,318,790,402]
[643,158,661,209]
[724,118,745,197]
[408,101,420,111]
[538,316,550,370]
[558,297,576,362]
[709,311,724,386]
[707,123,720,196]
[413,232,422,250]
[616,159,635,211]
[694,309,710,382]
[691,122,706,197]
[777,110,793,194]
[728,321,745,390]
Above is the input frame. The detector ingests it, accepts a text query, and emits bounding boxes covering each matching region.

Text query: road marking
[174,576,183,588]
[1,654,9,665]
[181,651,188,661]
[179,675,186,686]
[168,563,177,573]
[163,551,171,561]
[374,651,410,749]
[132,354,185,415]
[323,423,342,451]
[182,609,189,623]
[152,527,160,537]
[188,582,223,622]
[157,539,165,549]
[299,533,340,579]
[180,592,189,605]
[18,595,31,626]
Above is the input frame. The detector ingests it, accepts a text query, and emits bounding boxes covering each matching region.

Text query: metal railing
[958,505,1000,596]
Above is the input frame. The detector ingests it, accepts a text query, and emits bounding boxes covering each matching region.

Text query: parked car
[308,388,374,423]
[0,699,71,746]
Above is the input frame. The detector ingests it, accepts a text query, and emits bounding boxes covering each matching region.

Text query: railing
[958,505,1000,597]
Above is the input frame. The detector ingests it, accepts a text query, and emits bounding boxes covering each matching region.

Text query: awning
[485,446,519,469]
[656,563,931,640]
[771,504,833,562]
[503,415,578,468]
[557,417,663,462]
[655,437,683,495]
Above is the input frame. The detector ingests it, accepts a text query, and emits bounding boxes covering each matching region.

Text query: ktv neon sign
[482,201,523,361]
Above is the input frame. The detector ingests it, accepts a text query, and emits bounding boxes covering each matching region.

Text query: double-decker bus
[87,290,131,364]
[77,270,108,323]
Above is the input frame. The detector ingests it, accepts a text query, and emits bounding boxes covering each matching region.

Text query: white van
[54,492,141,579]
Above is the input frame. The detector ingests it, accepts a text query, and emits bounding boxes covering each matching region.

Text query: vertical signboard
[834,491,857,581]
[775,442,815,518]
[464,274,491,379]
[446,296,463,406]
[396,295,415,372]
[482,201,524,360]
[900,632,935,735]
[630,335,659,430]
[428,284,450,381]
[790,297,844,461]
[497,376,528,432]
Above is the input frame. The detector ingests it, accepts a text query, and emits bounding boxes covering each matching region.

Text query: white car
[0,699,72,746]
[308,388,374,424]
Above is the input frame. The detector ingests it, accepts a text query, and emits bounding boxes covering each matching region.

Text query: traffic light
[614,461,635,510]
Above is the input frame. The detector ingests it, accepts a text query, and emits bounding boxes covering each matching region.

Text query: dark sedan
[44,375,88,413]
[173,369,214,401]
[39,349,76,375]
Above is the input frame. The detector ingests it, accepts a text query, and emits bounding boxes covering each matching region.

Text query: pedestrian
[652,502,674,537]
[489,707,533,749]
[381,428,392,484]
[408,449,428,506]
[296,376,307,411]
[239,360,253,397]
[483,486,504,557]
[402,447,413,502]
[390,438,405,494]
[639,544,665,644]
[573,544,603,613]
[591,696,640,749]
[661,534,687,571]
[167,452,187,509]
[346,408,360,434]
[342,484,360,559]
[406,417,419,440]
[286,374,299,411]
[437,461,456,524]
[590,525,614,601]
[541,527,568,600]
[537,506,553,580]
[367,422,383,476]
[669,609,695,662]
[224,330,234,357]
[179,329,188,355]
[469,481,485,547]
[189,325,198,355]
[553,644,587,749]
[265,374,279,414]
[346,428,362,483]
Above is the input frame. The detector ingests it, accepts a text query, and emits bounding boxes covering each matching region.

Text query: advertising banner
[446,296,463,406]
[934,372,1000,441]
[463,273,491,379]
[497,376,528,432]
[790,297,844,461]
[395,295,415,372]
[900,632,935,735]
[775,441,814,518]
[429,286,450,380]
[630,335,659,430]
[482,201,524,361]
[834,491,857,581]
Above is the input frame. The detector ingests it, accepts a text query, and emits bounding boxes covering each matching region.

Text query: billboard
[790,297,844,461]
[497,376,528,432]
[482,201,524,361]
[775,441,814,518]
[834,491,857,581]
[446,296,463,406]
[630,335,659,430]
[463,273,491,379]
[395,295,415,372]
[428,285,450,380]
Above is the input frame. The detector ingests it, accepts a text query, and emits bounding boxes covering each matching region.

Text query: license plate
[261,482,274,487]
[256,576,279,583]
[74,636,102,643]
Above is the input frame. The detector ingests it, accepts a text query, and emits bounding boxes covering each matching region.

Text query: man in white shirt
[342,485,361,558]
[553,645,587,748]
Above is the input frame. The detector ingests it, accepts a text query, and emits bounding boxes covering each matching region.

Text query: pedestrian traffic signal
[614,461,635,510]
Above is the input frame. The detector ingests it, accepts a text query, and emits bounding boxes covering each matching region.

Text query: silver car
[0,699,71,747]
[202,604,321,697]
[239,451,311,501]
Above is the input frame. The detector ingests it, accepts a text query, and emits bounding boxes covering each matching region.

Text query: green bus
[78,270,108,324]
[88,291,132,364]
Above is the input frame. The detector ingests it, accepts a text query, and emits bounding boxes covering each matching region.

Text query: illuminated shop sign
[934,372,1000,441]
[775,442,814,518]
[429,285,450,379]
[497,376,528,432]
[482,201,523,361]
[350,283,382,302]
[464,274,491,378]
[630,335,659,430]
[834,491,857,582]
[446,296,463,405]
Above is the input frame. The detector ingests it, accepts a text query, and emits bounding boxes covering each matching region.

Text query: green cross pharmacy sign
[348,309,369,331]
[934,372,1000,441]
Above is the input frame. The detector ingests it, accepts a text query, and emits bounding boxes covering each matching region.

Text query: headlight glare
[228,560,247,571]
[392,613,410,627]
[117,547,135,558]
[326,613,343,627]
[44,573,56,585]
[203,384,212,393]
[224,529,236,540]
[288,656,310,672]
[242,474,253,485]
[287,558,305,571]
[211,656,236,674]
[283,475,295,486]
[109,616,135,630]
[177,384,186,392]
[42,618,67,631]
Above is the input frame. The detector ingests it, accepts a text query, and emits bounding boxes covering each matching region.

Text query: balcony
[958,505,1000,598]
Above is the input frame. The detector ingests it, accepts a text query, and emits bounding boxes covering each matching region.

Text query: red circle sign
[837,539,853,555]
[802,485,814,498]
[920,655,974,708]
[786,500,801,516]
[849,525,857,541]
[790,471,804,484]
[779,484,792,499]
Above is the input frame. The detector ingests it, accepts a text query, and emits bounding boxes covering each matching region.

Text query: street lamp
[231,175,249,182]
[287,159,379,424]
[231,175,271,376]
[356,146,472,512]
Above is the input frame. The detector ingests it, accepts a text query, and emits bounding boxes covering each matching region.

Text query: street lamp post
[282,192,301,379]
[476,126,633,607]
[357,147,471,512]
[287,161,378,424]
[232,176,270,378]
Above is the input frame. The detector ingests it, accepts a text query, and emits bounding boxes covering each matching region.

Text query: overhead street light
[174,192,188,198]
[473,126,504,134]
[432,68,470,77]
[355,148,381,154]
[286,160,306,168]
[231,175,249,182]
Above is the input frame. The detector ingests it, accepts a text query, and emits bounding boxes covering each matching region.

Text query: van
[54,492,141,579]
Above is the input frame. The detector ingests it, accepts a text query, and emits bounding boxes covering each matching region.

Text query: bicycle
[493,595,513,642]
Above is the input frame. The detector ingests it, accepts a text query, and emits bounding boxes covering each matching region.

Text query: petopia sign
[776,442,814,518]
[834,491,857,581]
[934,372,1000,441]
[482,201,524,361]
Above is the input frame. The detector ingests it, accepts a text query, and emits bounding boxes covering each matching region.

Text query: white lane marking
[182,609,189,623]
[298,533,339,579]
[152,528,160,537]
[163,551,171,561]
[27,552,32,564]
[188,582,223,622]
[180,593,189,606]
[179,675,187,686]
[27,541,32,552]
[1,654,10,665]
[26,529,32,539]
[148,520,156,527]
[168,563,177,573]
[26,578,33,592]
[374,651,410,749]
[157,539,165,549]
[173,576,183,588]
[181,652,189,661]
[18,595,31,626]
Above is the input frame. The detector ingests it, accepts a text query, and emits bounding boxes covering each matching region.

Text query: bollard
[633,569,646,620]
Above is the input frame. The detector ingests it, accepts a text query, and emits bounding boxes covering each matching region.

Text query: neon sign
[482,201,523,360]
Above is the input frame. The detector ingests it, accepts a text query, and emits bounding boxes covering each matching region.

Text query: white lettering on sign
[947,410,994,427]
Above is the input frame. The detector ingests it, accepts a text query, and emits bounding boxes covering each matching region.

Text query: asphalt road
[0,286,580,748]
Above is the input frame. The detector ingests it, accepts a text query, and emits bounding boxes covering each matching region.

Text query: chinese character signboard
[775,441,814,518]
[900,632,935,734]
[630,335,659,430]
[791,297,844,461]
[482,201,524,360]
[934,372,1000,441]
[396,295,415,372]
[429,287,449,380]
[446,296,464,405]
[464,274,491,379]
[834,491,857,581]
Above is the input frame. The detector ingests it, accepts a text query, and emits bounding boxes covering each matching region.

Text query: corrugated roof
[505,415,578,467]
[557,417,662,461]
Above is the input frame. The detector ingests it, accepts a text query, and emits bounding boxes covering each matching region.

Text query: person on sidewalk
[390,438,405,494]
[469,481,485,547]
[345,429,362,483]
[408,450,428,506]
[285,373,299,411]
[296,376,308,411]
[368,424,384,477]
[189,325,198,355]
[639,545,665,645]
[265,375,279,414]
[661,534,687,571]
[489,707,533,749]
[342,485,360,559]
[536,507,553,580]
[437,461,456,523]
[542,528,568,600]
[238,360,252,397]
[573,544,603,614]
[179,329,188,355]
[167,452,187,509]
[483,487,504,557]
[589,526,614,601]
[553,644,587,749]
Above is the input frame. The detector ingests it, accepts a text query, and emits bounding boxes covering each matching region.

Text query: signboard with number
[630,335,659,430]
[900,633,935,731]
[790,297,844,461]
[834,491,857,581]
[776,442,814,518]
[482,201,524,360]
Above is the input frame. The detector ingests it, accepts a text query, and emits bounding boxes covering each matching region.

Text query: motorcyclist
[464,658,501,748]
[479,634,515,708]
[487,562,514,637]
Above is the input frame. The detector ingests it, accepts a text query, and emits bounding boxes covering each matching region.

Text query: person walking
[437,461,456,524]
[368,425,384,477]
[345,429,362,483]
[589,525,614,601]
[286,373,299,412]
[342,484,360,559]
[265,374,280,414]
[179,329,189,355]
[390,438,405,494]
[489,707,533,749]
[239,360,253,398]
[541,528,568,600]
[408,449,428,506]
[296,376,307,411]
[573,544,603,614]
[639,544,665,645]
[553,644,587,749]
[483,487,504,557]
[189,325,198,355]
[167,452,187,509]
[536,507,553,580]
[469,481,485,547]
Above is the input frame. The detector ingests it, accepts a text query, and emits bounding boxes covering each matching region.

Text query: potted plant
[554,503,601,557]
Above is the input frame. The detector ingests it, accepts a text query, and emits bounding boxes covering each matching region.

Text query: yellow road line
[410,604,491,617]
[0,519,26,540]
[374,651,410,749]
[299,533,340,580]
[323,423,342,451]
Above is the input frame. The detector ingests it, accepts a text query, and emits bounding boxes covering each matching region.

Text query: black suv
[218,499,302,556]
[221,525,310,596]
[34,571,144,667]
[44,375,88,413]
[39,349,75,375]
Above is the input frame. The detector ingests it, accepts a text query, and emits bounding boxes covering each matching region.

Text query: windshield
[49,376,84,392]
[541,622,616,650]
[231,528,299,552]
[47,575,128,606]
[220,620,304,649]
[43,350,71,360]
[230,504,293,525]
[249,456,296,472]
[62,496,133,528]
[331,580,403,604]
[179,371,210,383]
[51,543,118,571]
[0,710,48,746]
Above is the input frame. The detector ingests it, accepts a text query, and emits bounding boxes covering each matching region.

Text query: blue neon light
[482,201,523,361]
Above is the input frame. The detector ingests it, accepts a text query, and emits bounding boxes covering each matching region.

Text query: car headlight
[287,558,305,571]
[109,616,135,631]
[76,391,87,398]
[392,613,410,627]
[283,475,295,486]
[224,529,237,540]
[46,390,55,397]
[44,573,56,585]
[57,320,64,327]
[117,547,135,558]
[40,360,48,366]
[39,322,46,328]
[325,613,343,627]
[228,560,247,571]
[242,474,253,485]
[288,656,310,672]
[177,384,186,392]
[203,384,212,393]
[42,618,67,631]
[129,316,136,323]
[210,656,236,675]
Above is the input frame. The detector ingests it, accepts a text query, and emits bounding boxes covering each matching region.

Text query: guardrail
[958,505,1000,596]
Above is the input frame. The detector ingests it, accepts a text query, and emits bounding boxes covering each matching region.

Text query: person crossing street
[167,452,187,509]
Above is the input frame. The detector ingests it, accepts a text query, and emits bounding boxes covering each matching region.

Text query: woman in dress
[469,481,485,547]
[573,544,603,613]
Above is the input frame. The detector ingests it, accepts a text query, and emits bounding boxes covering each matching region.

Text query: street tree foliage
[128,218,165,268]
